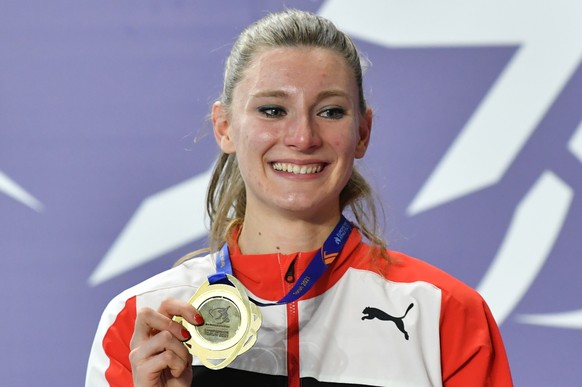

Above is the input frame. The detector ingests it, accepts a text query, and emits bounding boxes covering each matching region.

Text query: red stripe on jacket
[103,296,136,386]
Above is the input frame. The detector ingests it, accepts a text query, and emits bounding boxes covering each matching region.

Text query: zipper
[287,301,300,387]
[285,259,296,283]
[282,256,300,387]
[285,258,301,387]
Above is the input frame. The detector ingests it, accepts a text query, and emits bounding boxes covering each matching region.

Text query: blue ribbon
[209,215,353,306]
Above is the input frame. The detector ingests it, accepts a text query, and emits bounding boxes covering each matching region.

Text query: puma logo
[361,303,414,340]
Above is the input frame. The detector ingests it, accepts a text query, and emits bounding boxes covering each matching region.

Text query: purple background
[1,1,580,386]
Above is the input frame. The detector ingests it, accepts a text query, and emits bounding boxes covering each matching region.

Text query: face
[213,47,371,222]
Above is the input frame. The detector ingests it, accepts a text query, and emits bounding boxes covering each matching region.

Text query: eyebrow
[249,89,351,100]
[249,90,290,99]
[317,89,351,100]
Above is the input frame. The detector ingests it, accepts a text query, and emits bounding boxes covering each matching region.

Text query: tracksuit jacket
[86,228,513,386]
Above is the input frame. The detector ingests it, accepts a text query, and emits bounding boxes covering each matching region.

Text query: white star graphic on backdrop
[88,166,212,285]
[0,170,43,212]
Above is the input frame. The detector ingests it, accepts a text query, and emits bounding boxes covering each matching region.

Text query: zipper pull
[285,259,296,283]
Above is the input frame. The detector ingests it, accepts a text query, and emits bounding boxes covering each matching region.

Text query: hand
[130,298,204,387]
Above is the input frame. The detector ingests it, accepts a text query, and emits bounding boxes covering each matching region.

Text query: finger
[158,298,204,326]
[131,307,191,350]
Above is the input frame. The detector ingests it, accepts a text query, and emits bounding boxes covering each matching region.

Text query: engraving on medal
[197,297,241,343]
[173,274,262,370]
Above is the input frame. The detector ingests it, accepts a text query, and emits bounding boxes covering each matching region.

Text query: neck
[238,210,342,255]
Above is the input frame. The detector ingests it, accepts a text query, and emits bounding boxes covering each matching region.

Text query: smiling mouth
[271,162,324,175]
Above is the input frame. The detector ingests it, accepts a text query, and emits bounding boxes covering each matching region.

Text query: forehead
[237,46,357,96]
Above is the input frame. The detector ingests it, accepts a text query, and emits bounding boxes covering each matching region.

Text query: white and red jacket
[86,228,513,386]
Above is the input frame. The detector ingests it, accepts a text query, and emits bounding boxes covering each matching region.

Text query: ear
[212,101,235,154]
[355,107,372,159]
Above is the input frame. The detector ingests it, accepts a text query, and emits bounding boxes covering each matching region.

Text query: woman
[86,9,513,387]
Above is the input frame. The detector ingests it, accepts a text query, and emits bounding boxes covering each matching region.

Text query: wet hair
[201,9,387,258]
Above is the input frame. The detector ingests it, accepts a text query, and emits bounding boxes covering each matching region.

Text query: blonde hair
[180,9,388,264]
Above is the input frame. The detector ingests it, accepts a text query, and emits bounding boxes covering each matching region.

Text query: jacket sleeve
[439,289,513,387]
[85,296,137,387]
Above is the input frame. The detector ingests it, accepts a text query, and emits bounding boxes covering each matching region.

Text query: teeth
[272,162,323,175]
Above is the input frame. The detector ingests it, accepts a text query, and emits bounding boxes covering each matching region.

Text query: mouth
[271,162,325,175]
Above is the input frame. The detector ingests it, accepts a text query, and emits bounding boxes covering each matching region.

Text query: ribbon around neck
[209,215,353,306]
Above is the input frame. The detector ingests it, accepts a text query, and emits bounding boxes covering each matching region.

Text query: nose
[283,114,322,151]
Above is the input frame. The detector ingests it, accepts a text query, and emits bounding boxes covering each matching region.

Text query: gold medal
[174,274,262,370]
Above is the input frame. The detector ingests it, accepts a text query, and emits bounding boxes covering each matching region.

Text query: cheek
[232,124,278,175]
[332,133,359,157]
[238,129,279,159]
[254,131,278,145]
[235,119,279,147]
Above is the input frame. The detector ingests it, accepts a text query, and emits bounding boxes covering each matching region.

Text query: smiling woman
[86,9,513,387]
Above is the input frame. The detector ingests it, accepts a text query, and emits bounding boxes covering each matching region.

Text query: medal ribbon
[208,215,353,306]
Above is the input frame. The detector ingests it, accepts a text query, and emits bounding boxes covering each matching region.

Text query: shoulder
[381,251,514,384]
[346,244,492,323]
[351,247,488,316]
[102,253,216,320]
[381,251,499,340]
[385,251,481,303]
[352,246,479,295]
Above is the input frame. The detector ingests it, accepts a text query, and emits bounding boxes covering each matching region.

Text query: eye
[258,106,287,118]
[318,107,345,120]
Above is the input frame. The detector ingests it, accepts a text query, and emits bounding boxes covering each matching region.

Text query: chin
[274,195,336,217]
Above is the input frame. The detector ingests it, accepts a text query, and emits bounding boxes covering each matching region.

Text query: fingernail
[180,328,191,341]
[194,313,204,326]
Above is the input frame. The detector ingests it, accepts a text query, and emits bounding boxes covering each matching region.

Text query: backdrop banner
[1,1,581,386]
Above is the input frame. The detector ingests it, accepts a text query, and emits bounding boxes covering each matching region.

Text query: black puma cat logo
[361,303,414,340]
